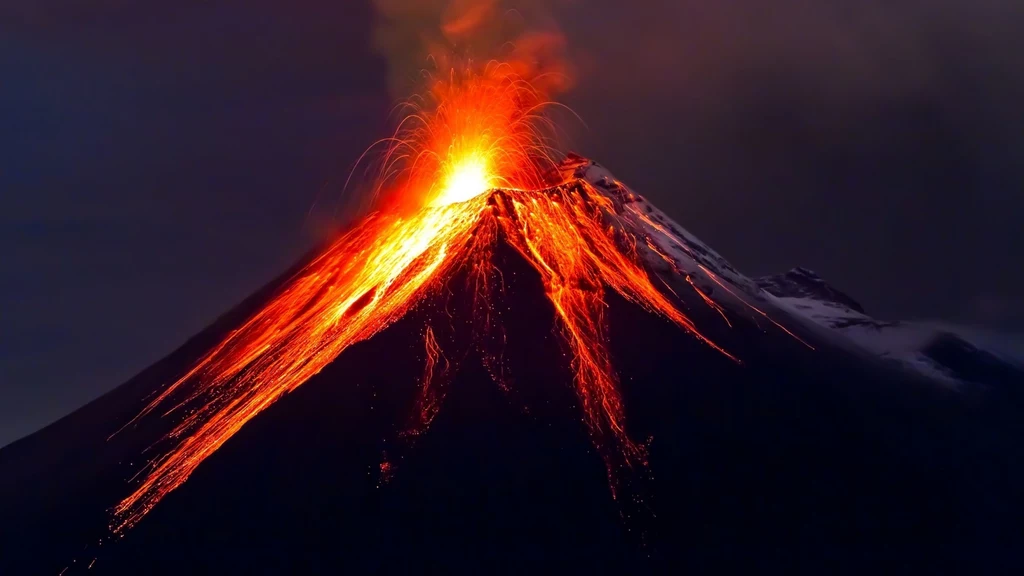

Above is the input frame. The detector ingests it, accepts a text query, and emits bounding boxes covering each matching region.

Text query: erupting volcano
[4,9,1024,576]
[109,63,750,532]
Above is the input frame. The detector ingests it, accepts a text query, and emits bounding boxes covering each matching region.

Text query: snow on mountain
[756,268,1024,386]
[563,155,765,298]
[563,154,1022,387]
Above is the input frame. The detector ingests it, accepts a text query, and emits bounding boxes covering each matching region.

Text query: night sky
[2,1,1022,447]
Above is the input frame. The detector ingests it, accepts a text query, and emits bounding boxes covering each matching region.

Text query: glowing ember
[374,63,560,211]
[436,153,492,205]
[108,63,744,533]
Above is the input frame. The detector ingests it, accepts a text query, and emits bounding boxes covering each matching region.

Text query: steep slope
[2,157,1022,575]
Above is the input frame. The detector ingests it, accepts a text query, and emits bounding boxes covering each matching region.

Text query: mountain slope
[2,156,1022,575]
[757,267,1024,385]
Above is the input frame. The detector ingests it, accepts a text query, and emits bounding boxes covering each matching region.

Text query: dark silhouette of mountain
[2,160,1023,575]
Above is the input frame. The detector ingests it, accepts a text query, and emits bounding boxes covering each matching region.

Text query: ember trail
[110,65,738,532]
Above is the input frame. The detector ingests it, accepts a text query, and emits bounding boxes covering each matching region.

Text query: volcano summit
[2,155,1022,575]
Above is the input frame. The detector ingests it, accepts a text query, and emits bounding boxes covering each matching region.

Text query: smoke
[371,0,573,99]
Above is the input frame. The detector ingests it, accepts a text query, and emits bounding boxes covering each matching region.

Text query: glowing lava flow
[112,196,491,530]
[110,65,736,532]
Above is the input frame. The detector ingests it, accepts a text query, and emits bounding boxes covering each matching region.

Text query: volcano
[2,155,1023,575]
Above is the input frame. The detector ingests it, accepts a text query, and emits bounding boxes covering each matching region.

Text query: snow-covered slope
[563,154,1023,387]
[756,268,1024,386]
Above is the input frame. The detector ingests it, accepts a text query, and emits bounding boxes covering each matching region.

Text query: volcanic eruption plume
[109,0,739,533]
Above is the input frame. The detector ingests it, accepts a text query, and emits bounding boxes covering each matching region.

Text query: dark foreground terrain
[2,240,1022,575]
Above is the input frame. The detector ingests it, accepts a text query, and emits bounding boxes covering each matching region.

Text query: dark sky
[2,0,1022,447]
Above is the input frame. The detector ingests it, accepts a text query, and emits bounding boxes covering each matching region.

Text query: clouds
[558,0,1023,326]
[371,0,572,97]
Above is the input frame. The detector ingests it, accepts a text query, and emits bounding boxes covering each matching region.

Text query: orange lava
[366,62,559,211]
[111,65,735,532]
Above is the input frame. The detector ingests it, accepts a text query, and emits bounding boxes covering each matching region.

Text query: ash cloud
[371,0,573,98]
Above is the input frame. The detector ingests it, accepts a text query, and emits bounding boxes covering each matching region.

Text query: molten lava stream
[488,186,737,481]
[112,197,489,531]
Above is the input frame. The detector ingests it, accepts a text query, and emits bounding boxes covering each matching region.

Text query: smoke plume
[371,0,573,99]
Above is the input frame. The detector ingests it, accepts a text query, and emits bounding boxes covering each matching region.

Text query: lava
[110,64,739,533]
[367,62,560,211]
